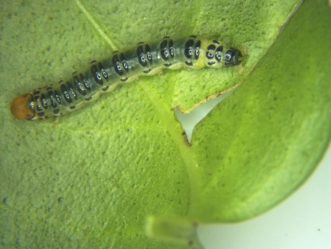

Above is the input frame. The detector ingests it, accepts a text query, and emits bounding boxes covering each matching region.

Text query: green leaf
[1,0,330,249]
[191,0,331,221]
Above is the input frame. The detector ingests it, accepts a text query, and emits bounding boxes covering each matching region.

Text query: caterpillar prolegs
[11,36,242,120]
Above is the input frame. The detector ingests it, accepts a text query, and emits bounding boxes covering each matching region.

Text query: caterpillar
[10,36,242,120]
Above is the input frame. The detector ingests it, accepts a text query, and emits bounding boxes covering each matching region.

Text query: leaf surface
[1,0,330,248]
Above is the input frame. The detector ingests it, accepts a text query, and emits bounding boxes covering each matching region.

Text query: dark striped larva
[11,36,243,120]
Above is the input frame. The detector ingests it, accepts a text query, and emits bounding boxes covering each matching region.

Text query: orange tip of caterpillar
[10,94,34,120]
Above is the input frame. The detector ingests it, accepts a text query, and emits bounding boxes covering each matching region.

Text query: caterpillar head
[11,94,35,120]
